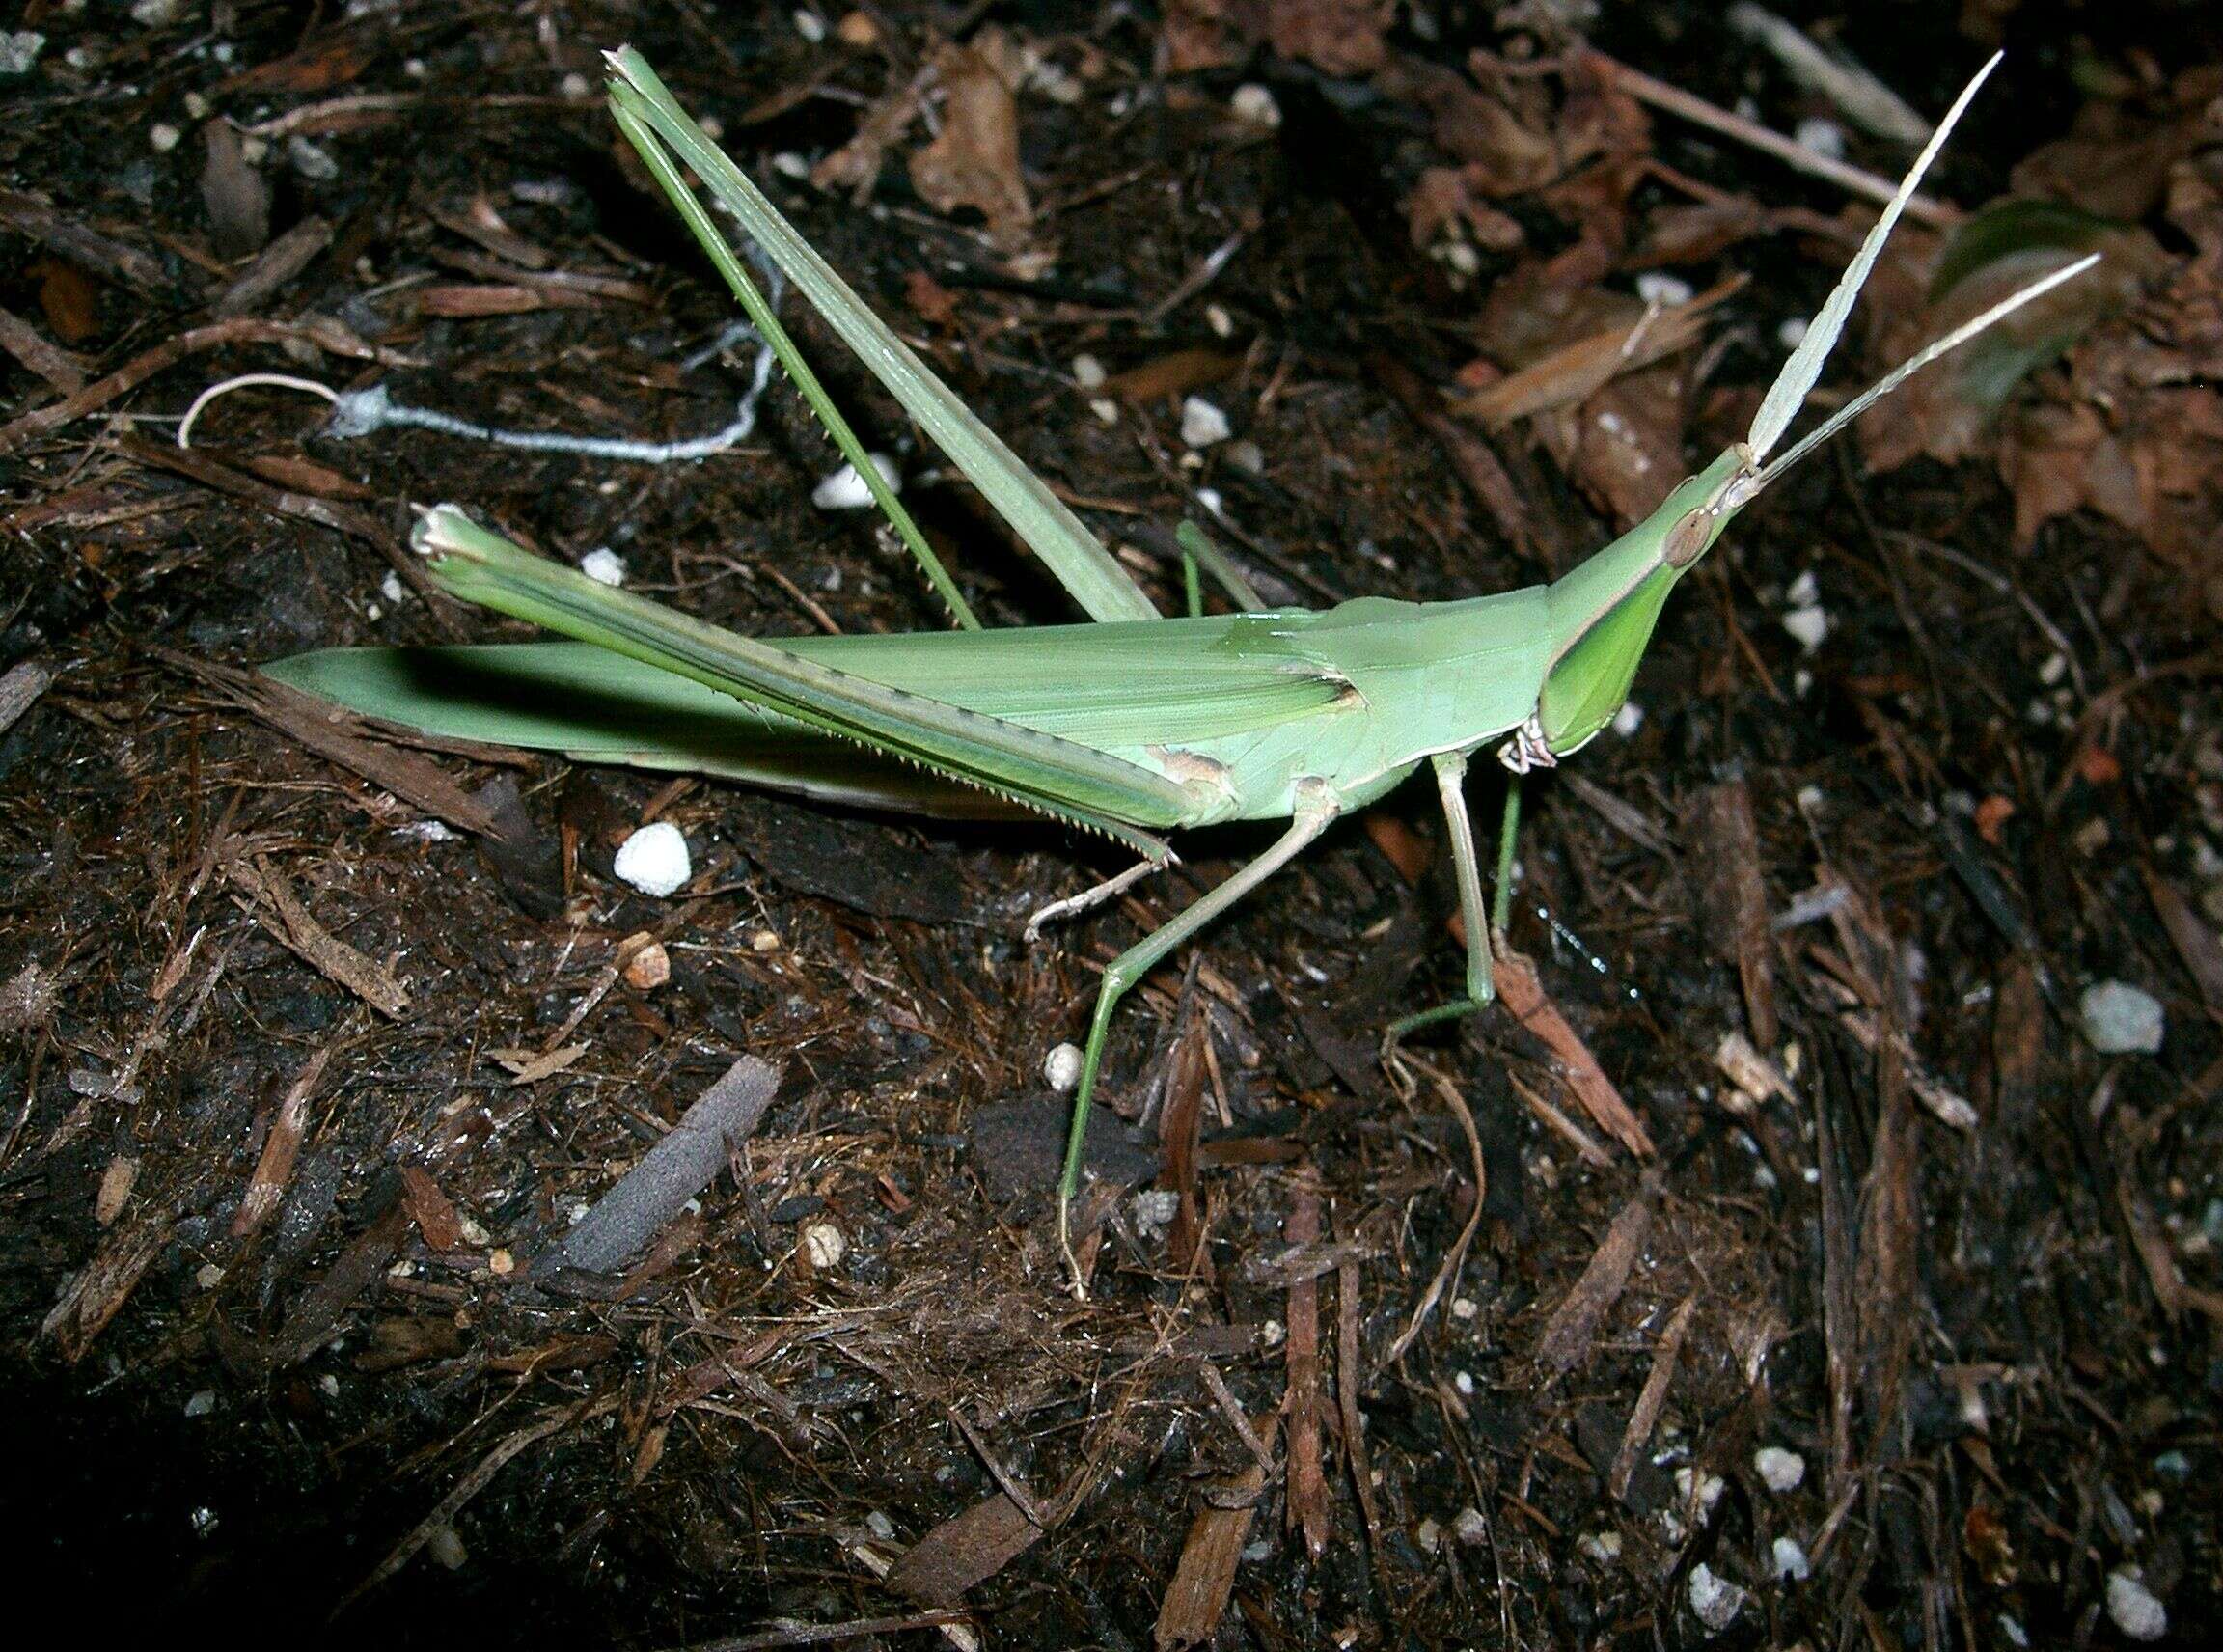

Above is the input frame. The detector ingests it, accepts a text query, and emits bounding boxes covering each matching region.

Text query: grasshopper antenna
[1722,51,2100,511]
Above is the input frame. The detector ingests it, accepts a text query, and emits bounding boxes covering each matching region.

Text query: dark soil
[2,3,2218,1648]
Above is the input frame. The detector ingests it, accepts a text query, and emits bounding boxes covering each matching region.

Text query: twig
[1584,49,1962,230]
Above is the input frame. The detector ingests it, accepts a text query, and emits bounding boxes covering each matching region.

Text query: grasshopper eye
[1663,508,1714,569]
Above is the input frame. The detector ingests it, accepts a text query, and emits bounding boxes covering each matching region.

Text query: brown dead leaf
[30,254,98,344]
[1495,946,1654,1158]
[910,38,1033,253]
[1407,164,1525,253]
[1268,0,1392,78]
[905,268,961,327]
[1161,0,1391,78]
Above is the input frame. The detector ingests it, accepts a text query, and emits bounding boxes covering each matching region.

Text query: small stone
[613,821,692,898]
[835,11,879,47]
[1070,352,1107,390]
[1676,1466,1726,1513]
[1688,1563,1748,1633]
[1413,1517,1441,1554]
[792,9,827,44]
[487,1247,515,1276]
[287,134,338,182]
[1794,117,1846,161]
[812,453,900,509]
[1043,1041,1084,1092]
[1131,1189,1179,1229]
[622,938,672,991]
[771,151,810,179]
[183,1390,216,1418]
[1635,270,1694,307]
[1777,316,1810,349]
[426,1524,469,1570]
[2104,1569,2167,1641]
[1180,396,1231,448]
[1611,701,1644,738]
[579,547,627,586]
[149,122,182,153]
[1577,1529,1621,1563]
[2080,980,2164,1055]
[1451,1507,1488,1546]
[1787,569,1821,606]
[801,1222,847,1269]
[1224,439,1265,475]
[380,571,405,603]
[1449,1296,1478,1320]
[1754,1446,1806,1493]
[1771,1536,1810,1581]
[1782,605,1829,651]
[0,30,45,73]
[1205,303,1235,339]
[1231,83,1281,128]
[1088,398,1119,425]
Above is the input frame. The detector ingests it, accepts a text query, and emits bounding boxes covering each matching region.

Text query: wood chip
[489,1043,589,1085]
[883,1491,1044,1605]
[1282,1174,1330,1559]
[233,1042,338,1237]
[1495,945,1655,1157]
[1695,775,1780,1049]
[233,856,409,1018]
[1153,1461,1268,1650]
[1608,1295,1697,1502]
[1532,1179,1657,1379]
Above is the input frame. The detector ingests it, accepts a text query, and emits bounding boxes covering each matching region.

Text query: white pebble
[1794,117,1846,161]
[613,821,691,897]
[1782,605,1829,651]
[149,122,182,153]
[560,71,590,101]
[1070,352,1107,390]
[0,31,43,75]
[801,1221,846,1269]
[1754,1446,1806,1493]
[1611,701,1645,738]
[1635,270,1694,307]
[1451,1507,1488,1546]
[2105,1570,2168,1641]
[771,151,810,179]
[1043,1040,1084,1092]
[1771,1536,1810,1581]
[811,453,900,509]
[1688,1563,1748,1633]
[579,547,627,587]
[1131,1189,1179,1228]
[792,9,827,44]
[1787,569,1821,606]
[379,571,405,603]
[1777,316,1810,350]
[1230,83,1281,128]
[1088,398,1119,425]
[1676,1466,1726,1513]
[2081,980,2164,1054]
[287,134,338,182]
[1577,1529,1622,1563]
[1180,396,1231,449]
[1205,303,1235,339]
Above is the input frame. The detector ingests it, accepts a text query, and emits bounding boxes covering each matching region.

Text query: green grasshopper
[266,50,2092,1287]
